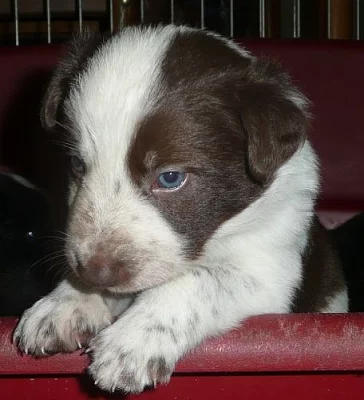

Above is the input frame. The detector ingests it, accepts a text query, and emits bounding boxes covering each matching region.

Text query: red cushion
[1,315,364,399]
[2,314,364,375]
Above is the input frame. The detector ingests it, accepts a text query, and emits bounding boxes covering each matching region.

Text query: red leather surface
[1,315,364,398]
[2,314,364,376]
[1,374,364,400]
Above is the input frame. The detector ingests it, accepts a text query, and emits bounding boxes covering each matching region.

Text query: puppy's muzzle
[76,253,130,288]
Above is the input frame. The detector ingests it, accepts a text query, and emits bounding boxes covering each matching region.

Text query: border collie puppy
[14,25,348,393]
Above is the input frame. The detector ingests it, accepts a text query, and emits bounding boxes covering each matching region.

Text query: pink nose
[76,255,126,288]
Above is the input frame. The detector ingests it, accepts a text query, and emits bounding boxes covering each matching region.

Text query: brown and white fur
[14,25,348,393]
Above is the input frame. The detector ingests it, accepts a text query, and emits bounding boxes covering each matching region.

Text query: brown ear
[41,30,103,130]
[239,60,309,183]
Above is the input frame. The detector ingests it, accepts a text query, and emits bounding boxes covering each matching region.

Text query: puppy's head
[42,26,309,293]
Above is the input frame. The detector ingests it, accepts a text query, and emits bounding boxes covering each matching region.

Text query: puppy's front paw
[13,293,112,356]
[88,319,180,393]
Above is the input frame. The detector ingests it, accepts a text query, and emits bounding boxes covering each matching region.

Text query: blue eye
[157,171,186,189]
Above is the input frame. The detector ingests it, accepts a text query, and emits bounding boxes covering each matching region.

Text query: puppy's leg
[13,279,118,355]
[87,266,288,393]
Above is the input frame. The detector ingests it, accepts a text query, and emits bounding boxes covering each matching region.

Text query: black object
[0,173,56,316]
[331,213,364,312]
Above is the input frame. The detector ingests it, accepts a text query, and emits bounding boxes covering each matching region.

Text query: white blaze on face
[64,26,190,293]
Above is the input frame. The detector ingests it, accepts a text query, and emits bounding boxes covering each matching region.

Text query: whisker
[46,260,68,275]
[55,264,73,282]
[28,252,66,272]
[49,140,79,154]
[54,120,77,136]
[38,235,67,242]
[50,230,73,240]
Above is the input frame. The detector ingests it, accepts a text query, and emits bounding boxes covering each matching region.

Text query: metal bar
[230,0,234,37]
[14,0,19,46]
[46,0,51,43]
[354,0,360,40]
[327,0,332,39]
[259,0,266,38]
[140,0,145,23]
[171,0,175,24]
[293,0,301,38]
[78,0,83,32]
[200,0,205,29]
[110,0,114,32]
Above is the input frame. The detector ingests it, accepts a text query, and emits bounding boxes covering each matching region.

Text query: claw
[77,340,82,349]
[94,380,99,386]
[84,347,91,354]
[41,347,46,355]
[24,348,28,355]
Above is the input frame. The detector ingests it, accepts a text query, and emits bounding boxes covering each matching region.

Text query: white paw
[13,293,112,356]
[88,318,181,393]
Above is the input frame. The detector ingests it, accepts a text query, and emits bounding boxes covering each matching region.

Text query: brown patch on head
[291,217,346,312]
[237,64,308,182]
[129,103,261,258]
[127,29,308,258]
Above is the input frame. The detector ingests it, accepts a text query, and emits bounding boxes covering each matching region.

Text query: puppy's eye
[70,155,86,178]
[156,171,186,190]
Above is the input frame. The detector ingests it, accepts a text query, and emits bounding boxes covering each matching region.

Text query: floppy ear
[41,31,103,130]
[239,60,309,184]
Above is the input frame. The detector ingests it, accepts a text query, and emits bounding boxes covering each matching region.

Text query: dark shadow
[1,68,68,231]
[78,374,129,399]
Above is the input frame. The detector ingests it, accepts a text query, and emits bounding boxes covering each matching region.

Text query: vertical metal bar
[171,0,175,24]
[46,0,51,43]
[200,0,205,29]
[109,0,114,32]
[293,0,301,38]
[230,0,234,37]
[327,0,332,39]
[78,0,83,32]
[259,0,266,38]
[14,0,19,46]
[140,0,145,23]
[354,0,360,40]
